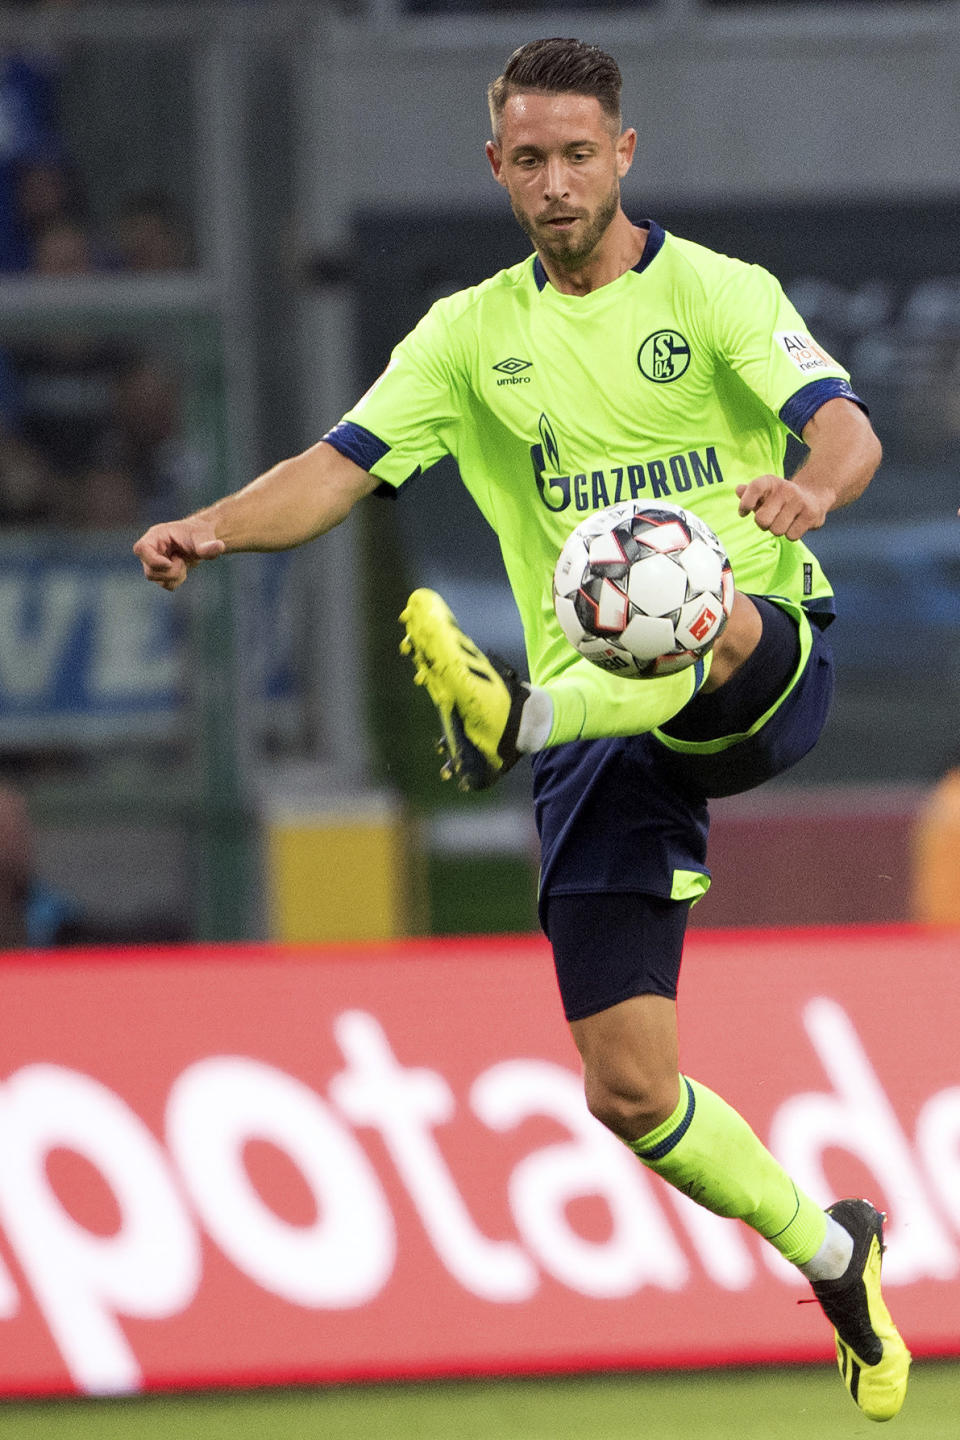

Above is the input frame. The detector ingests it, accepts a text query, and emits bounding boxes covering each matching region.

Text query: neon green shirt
[328,221,859,742]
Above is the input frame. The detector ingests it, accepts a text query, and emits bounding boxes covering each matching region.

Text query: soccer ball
[553,501,734,678]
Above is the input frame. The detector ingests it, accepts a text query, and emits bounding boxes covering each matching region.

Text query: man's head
[487,37,622,142]
[486,39,635,275]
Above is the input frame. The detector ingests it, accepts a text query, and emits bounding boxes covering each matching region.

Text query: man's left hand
[735,474,830,542]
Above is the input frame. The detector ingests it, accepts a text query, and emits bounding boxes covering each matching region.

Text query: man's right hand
[133,519,226,591]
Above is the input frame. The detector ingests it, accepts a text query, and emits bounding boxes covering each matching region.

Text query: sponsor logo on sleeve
[775,332,838,374]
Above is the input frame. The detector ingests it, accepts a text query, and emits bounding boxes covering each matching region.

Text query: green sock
[546,659,704,744]
[629,1075,826,1265]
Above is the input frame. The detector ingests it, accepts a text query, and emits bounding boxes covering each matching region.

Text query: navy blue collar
[532,219,665,292]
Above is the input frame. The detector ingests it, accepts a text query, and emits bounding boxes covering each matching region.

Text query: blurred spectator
[0,60,62,269]
[82,355,198,527]
[0,776,188,948]
[113,188,193,272]
[17,154,81,234]
[912,755,960,926]
[1,336,197,529]
[9,326,133,514]
[0,424,57,523]
[31,211,97,274]
[0,0,79,272]
[15,154,103,266]
[0,783,33,947]
[0,780,85,949]
[0,205,120,524]
[0,344,58,522]
[3,176,126,513]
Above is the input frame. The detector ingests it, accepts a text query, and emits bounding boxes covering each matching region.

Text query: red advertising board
[0,925,957,1397]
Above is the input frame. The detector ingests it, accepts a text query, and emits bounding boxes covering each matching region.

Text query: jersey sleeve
[705,259,862,439]
[325,300,464,489]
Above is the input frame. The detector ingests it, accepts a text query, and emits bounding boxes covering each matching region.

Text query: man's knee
[570,992,681,1142]
[582,1062,680,1142]
[702,590,763,692]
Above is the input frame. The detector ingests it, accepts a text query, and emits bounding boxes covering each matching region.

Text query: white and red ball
[553,501,734,678]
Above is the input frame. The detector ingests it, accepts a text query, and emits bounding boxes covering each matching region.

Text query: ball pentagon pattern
[553,501,734,678]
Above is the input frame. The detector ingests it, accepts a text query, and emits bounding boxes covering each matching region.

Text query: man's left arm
[736,397,882,542]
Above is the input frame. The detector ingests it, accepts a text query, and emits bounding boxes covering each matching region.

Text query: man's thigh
[543,888,691,1021]
[533,733,711,922]
[655,599,836,799]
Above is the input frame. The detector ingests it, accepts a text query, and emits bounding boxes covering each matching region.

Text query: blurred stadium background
[0,0,957,946]
[0,0,958,1434]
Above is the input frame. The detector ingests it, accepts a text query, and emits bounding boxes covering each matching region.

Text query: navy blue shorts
[533,598,834,1020]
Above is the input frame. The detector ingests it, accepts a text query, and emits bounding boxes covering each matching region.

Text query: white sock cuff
[797,1212,855,1282]
[515,684,554,754]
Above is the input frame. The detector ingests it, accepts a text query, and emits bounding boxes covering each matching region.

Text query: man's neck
[539,215,648,296]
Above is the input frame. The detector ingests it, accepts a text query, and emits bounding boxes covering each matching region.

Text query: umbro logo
[493,356,533,386]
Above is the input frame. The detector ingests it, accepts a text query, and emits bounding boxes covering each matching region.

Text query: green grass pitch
[2,1363,958,1440]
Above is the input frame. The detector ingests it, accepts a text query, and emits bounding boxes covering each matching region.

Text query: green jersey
[328,221,860,742]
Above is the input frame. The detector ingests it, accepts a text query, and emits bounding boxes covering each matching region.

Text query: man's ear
[485,139,506,186]
[616,127,637,178]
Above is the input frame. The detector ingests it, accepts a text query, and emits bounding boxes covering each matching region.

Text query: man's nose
[542,159,569,199]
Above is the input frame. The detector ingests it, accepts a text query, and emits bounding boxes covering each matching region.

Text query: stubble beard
[512,178,621,272]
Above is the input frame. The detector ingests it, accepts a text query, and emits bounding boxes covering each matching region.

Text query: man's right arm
[133,440,380,590]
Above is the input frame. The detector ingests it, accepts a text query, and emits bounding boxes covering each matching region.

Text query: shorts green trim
[652,596,812,757]
[671,868,711,904]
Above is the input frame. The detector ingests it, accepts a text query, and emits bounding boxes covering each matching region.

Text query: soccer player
[134,38,909,1420]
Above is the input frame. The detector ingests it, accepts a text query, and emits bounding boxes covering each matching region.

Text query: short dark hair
[488,38,623,139]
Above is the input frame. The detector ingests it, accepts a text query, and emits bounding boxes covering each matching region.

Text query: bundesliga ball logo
[553,501,734,678]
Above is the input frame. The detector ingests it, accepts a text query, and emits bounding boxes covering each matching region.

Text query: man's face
[486,92,636,269]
